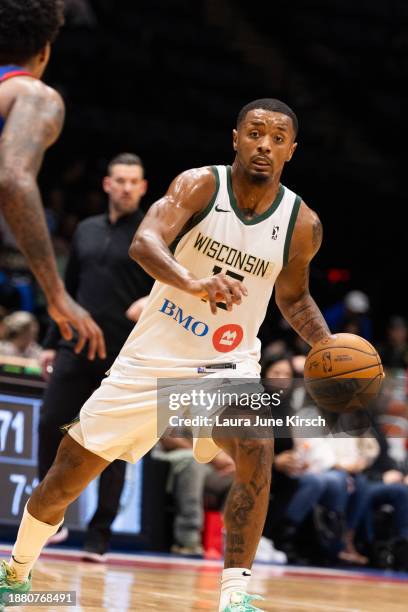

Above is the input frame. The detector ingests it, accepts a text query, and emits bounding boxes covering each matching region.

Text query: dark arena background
[0,1,407,611]
[41,0,406,336]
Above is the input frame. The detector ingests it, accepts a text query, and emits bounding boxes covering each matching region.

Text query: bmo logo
[159,298,209,337]
[212,324,243,353]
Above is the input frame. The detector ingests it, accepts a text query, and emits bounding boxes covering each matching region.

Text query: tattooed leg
[213,435,274,568]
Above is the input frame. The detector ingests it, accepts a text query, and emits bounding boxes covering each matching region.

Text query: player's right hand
[188,273,248,314]
[47,289,106,360]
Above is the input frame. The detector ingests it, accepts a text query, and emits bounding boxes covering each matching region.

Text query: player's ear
[102,176,111,194]
[40,43,51,66]
[287,141,298,162]
[140,179,148,196]
[232,129,238,152]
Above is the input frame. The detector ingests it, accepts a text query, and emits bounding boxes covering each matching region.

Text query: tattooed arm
[0,79,106,359]
[0,78,65,298]
[275,201,331,346]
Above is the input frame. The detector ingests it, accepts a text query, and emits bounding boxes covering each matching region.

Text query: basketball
[304,333,384,412]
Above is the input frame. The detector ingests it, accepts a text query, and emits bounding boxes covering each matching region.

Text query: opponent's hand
[187,273,248,314]
[47,289,106,360]
[39,349,56,381]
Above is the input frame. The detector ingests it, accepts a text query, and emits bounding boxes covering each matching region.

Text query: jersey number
[202,265,245,311]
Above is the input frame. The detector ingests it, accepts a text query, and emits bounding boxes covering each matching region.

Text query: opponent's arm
[129,167,247,314]
[0,81,106,359]
[274,202,331,346]
[0,81,65,298]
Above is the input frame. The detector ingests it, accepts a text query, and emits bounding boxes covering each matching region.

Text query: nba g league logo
[271,226,279,240]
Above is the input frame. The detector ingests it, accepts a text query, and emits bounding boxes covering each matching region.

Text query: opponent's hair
[237,98,298,136]
[0,0,64,64]
[107,153,144,176]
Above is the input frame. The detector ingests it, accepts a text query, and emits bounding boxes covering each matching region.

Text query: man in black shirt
[39,153,152,560]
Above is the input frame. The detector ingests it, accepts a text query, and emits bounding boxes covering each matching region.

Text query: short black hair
[237,98,298,136]
[107,153,144,176]
[0,0,64,65]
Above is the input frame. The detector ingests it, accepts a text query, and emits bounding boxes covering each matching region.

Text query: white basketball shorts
[68,357,260,464]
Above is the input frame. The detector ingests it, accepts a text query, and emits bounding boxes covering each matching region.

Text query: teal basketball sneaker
[223,591,264,611]
[0,560,32,607]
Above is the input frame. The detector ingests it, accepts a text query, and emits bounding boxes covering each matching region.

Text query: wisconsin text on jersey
[193,231,275,279]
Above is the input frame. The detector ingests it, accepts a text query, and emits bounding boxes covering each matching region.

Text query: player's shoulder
[167,166,217,210]
[174,165,217,191]
[296,200,321,230]
[0,76,62,103]
[291,200,323,256]
[0,77,64,120]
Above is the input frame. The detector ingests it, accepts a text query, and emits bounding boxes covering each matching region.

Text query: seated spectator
[332,434,408,569]
[0,311,41,359]
[261,339,290,363]
[378,316,408,372]
[152,435,234,556]
[262,353,371,565]
[362,421,408,568]
[328,437,380,564]
[324,290,372,340]
[0,305,8,340]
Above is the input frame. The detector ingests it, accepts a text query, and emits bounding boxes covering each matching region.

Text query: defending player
[0,0,105,359]
[0,98,331,611]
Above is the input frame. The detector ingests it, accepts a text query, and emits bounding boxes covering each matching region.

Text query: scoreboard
[0,356,143,535]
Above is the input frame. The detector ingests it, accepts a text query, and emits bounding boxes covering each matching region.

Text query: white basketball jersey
[119,165,301,368]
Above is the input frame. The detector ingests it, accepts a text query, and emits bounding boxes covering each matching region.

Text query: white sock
[219,568,251,611]
[9,504,63,582]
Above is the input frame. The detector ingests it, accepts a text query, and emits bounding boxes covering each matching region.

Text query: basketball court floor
[1,544,408,611]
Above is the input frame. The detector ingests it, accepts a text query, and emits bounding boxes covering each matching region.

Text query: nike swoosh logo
[215,205,230,212]
[242,571,252,576]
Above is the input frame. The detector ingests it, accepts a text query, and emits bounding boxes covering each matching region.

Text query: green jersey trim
[226,165,284,225]
[169,165,220,254]
[283,194,302,266]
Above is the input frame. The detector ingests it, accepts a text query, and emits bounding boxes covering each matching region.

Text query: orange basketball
[304,333,384,413]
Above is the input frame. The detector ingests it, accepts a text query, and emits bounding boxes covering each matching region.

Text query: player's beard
[246,165,273,184]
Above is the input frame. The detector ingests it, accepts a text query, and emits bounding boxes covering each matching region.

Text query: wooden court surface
[1,547,408,611]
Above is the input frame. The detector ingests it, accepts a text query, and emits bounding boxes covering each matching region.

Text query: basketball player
[0,0,105,359]
[0,98,331,612]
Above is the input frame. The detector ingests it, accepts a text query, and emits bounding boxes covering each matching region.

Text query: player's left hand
[47,289,106,360]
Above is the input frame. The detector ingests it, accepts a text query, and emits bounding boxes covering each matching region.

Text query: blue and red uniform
[0,65,32,135]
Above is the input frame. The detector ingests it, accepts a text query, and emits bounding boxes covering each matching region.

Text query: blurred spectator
[329,437,380,565]
[272,436,369,565]
[39,153,153,561]
[333,435,408,569]
[0,305,8,340]
[291,354,306,378]
[262,339,290,362]
[262,353,371,565]
[152,435,235,556]
[0,311,41,359]
[324,290,373,340]
[378,316,408,371]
